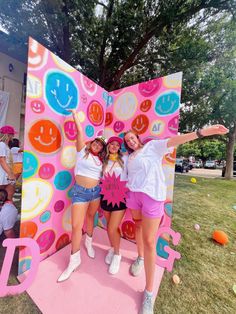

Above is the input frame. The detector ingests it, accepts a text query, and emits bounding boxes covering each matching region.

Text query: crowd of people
[0,125,22,239]
[0,118,228,314]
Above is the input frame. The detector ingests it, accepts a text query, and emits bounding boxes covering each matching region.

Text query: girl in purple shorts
[124,124,228,314]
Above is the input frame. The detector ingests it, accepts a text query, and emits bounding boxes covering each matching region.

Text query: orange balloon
[212,230,229,245]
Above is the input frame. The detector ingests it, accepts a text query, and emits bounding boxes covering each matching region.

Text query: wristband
[196,129,204,138]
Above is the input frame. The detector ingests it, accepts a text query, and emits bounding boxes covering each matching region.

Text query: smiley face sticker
[22,151,39,179]
[138,78,162,97]
[131,114,149,135]
[80,74,97,96]
[140,99,152,112]
[87,100,104,126]
[64,120,77,141]
[45,71,78,115]
[61,146,77,169]
[168,115,179,134]
[31,100,45,114]
[28,37,48,70]
[21,179,53,220]
[155,91,180,116]
[28,119,62,154]
[105,112,113,126]
[114,92,137,120]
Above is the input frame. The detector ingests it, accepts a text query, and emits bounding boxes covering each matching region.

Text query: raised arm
[167,124,229,148]
[67,109,85,152]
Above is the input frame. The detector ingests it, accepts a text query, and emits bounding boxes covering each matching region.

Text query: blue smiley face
[22,151,39,179]
[45,71,79,115]
[85,125,95,137]
[54,170,72,190]
[155,91,180,116]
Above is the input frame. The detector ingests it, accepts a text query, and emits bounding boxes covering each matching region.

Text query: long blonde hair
[0,133,11,143]
[102,143,124,173]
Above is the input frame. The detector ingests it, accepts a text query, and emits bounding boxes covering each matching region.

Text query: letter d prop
[0,238,40,297]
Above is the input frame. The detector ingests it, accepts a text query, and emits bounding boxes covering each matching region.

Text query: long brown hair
[123,130,143,154]
[83,140,106,162]
[102,143,124,173]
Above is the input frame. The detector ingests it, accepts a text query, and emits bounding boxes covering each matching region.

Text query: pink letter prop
[0,238,40,297]
[156,227,181,272]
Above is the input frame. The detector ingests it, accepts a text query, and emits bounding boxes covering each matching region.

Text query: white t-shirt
[11,147,23,163]
[0,201,18,235]
[0,141,11,185]
[127,139,173,201]
[103,155,128,181]
[74,146,102,180]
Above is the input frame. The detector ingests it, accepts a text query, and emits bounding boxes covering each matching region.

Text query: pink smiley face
[168,116,179,134]
[36,229,56,254]
[114,121,125,133]
[138,79,162,97]
[31,100,45,114]
[64,120,77,141]
[39,163,55,180]
[81,94,87,104]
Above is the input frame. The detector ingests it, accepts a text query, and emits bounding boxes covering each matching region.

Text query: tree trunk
[61,0,71,63]
[225,122,236,179]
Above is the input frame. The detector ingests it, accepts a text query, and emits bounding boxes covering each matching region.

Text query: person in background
[123,124,228,314]
[58,109,106,282]
[101,136,128,275]
[0,189,18,238]
[8,138,23,180]
[0,125,17,201]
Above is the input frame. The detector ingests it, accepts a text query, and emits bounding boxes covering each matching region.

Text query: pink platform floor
[19,228,164,314]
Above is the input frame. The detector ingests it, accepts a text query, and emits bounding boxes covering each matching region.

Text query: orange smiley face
[28,37,48,70]
[121,220,135,240]
[87,101,104,126]
[105,112,113,126]
[20,221,38,238]
[131,114,149,135]
[28,119,62,154]
[164,148,177,164]
[140,99,152,112]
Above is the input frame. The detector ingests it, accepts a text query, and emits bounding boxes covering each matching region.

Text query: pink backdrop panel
[19,38,107,274]
[99,72,182,261]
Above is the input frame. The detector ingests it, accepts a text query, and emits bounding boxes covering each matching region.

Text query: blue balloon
[54,171,72,190]
[45,71,78,115]
[155,91,180,116]
[22,151,39,179]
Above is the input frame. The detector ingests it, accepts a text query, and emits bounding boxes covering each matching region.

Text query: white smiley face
[21,179,53,220]
[61,146,77,169]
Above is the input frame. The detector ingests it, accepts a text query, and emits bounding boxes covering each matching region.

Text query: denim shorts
[71,183,101,204]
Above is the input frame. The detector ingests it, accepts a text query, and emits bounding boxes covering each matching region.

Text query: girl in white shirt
[9,138,23,180]
[0,125,17,201]
[101,136,128,275]
[124,124,228,314]
[58,109,106,282]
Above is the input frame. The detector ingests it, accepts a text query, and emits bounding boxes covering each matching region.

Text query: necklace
[109,153,119,161]
[90,153,102,166]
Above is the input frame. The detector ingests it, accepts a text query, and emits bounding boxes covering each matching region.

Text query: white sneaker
[57,251,81,282]
[130,256,144,276]
[85,234,95,258]
[108,254,121,275]
[139,291,154,314]
[105,248,114,265]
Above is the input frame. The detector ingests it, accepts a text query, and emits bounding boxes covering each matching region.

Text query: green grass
[155,175,236,314]
[0,176,235,313]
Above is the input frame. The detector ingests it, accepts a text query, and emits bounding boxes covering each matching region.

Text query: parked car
[204,160,216,169]
[194,160,203,168]
[222,161,236,177]
[175,158,189,173]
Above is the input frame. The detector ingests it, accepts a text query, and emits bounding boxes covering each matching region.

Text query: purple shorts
[126,191,164,218]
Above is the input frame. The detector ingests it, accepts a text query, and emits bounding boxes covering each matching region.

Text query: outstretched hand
[202,124,229,137]
[67,109,76,115]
